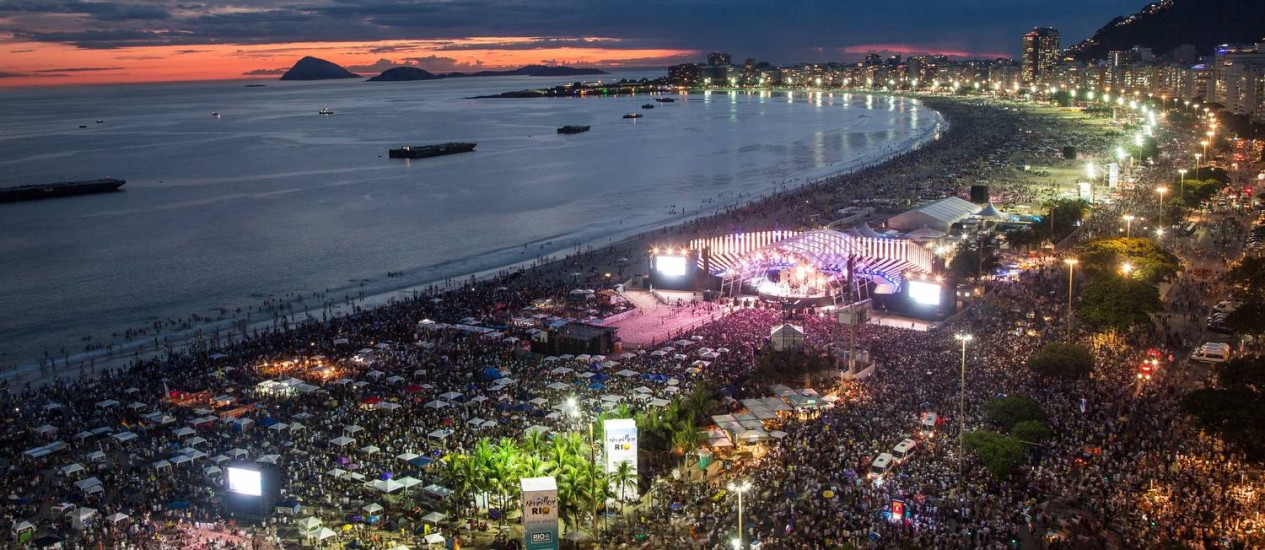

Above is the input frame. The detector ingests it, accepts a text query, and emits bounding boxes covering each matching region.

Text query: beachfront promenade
[3,94,1261,549]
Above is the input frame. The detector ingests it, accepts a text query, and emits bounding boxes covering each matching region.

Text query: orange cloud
[0,38,695,87]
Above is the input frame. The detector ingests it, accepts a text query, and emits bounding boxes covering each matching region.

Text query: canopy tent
[330,436,355,447]
[373,479,405,493]
[297,517,322,531]
[308,527,336,541]
[362,503,384,514]
[60,463,85,476]
[360,445,381,455]
[106,513,128,524]
[421,511,447,524]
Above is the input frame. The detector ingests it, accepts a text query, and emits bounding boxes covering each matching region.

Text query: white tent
[373,479,404,493]
[363,503,384,514]
[95,399,119,409]
[439,391,462,401]
[112,431,138,443]
[427,429,453,440]
[344,425,364,435]
[397,476,423,489]
[297,517,322,531]
[424,400,450,410]
[257,454,280,464]
[75,477,102,493]
[186,436,207,446]
[330,436,355,447]
[360,445,381,455]
[309,527,336,541]
[106,512,128,524]
[421,511,446,524]
[376,402,402,411]
[425,533,445,545]
[268,422,289,431]
[204,465,222,476]
[60,463,85,476]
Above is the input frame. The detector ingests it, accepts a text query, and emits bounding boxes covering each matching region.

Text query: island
[470,77,670,99]
[366,67,439,82]
[366,64,607,83]
[278,56,360,81]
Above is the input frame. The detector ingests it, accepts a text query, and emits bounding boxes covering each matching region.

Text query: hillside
[366,67,439,82]
[278,57,360,81]
[1066,0,1265,62]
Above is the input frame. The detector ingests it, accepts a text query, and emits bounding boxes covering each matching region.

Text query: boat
[557,125,591,134]
[78,124,87,128]
[622,113,643,119]
[211,112,220,118]
[318,107,334,115]
[655,97,676,103]
[96,119,105,124]
[641,104,655,109]
[0,178,126,203]
[388,143,477,159]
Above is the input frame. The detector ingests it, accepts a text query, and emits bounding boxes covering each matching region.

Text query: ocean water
[0,73,942,367]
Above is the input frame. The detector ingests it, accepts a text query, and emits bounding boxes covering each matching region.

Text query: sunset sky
[0,0,1146,87]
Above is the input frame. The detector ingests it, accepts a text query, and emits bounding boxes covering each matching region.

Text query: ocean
[0,72,942,368]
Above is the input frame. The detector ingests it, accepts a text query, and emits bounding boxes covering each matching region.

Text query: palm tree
[610,461,639,516]
[521,427,547,456]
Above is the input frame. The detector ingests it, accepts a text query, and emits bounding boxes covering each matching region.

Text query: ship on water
[388,143,477,159]
[0,178,126,203]
[557,125,591,134]
[655,97,676,103]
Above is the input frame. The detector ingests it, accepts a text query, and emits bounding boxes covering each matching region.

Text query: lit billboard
[908,280,941,306]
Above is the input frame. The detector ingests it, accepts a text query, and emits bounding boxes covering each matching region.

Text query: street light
[1121,262,1134,277]
[1156,187,1168,232]
[1063,259,1078,336]
[1178,169,1187,199]
[953,333,972,472]
[727,480,752,549]
[566,397,599,539]
[1123,214,1135,238]
[1194,153,1202,181]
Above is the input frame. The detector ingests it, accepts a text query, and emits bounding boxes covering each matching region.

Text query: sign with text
[521,477,558,550]
[603,418,639,498]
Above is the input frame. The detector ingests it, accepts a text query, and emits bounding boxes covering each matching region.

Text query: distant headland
[276,56,609,82]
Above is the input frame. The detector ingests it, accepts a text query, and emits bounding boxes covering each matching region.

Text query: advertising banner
[603,418,639,498]
[521,477,558,550]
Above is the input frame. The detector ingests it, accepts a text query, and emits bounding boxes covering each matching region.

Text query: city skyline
[0,0,1145,87]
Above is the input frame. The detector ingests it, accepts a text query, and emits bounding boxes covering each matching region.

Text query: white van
[891,439,918,463]
[919,412,938,437]
[1190,342,1231,364]
[868,453,895,480]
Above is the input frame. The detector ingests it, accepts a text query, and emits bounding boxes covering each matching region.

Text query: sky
[0,0,1148,87]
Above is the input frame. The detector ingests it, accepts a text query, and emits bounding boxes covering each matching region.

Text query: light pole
[1123,214,1135,238]
[1194,153,1202,181]
[1177,169,1187,200]
[1063,259,1078,337]
[1156,187,1168,233]
[567,397,599,539]
[727,480,752,549]
[953,333,972,472]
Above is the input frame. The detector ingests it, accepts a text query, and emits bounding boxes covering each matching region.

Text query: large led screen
[227,467,262,496]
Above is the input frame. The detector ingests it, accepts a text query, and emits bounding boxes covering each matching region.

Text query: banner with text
[521,477,558,550]
[603,418,639,498]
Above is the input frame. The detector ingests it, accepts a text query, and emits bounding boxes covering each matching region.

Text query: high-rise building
[667,63,701,87]
[864,53,883,67]
[707,52,732,67]
[1021,27,1060,85]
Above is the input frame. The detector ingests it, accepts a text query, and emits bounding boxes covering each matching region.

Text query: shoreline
[2,95,949,386]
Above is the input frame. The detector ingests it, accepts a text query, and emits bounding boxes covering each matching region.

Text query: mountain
[278,56,360,81]
[442,65,609,78]
[1065,0,1265,62]
[366,67,439,82]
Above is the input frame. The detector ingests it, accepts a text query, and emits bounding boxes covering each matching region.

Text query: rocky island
[278,56,360,80]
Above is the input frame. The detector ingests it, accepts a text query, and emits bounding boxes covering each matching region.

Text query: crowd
[3,94,1262,550]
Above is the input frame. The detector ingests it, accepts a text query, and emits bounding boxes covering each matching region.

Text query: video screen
[908,281,941,306]
[655,255,688,277]
[227,467,262,496]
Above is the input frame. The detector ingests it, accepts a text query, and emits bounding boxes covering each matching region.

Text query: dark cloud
[0,0,1145,61]
[32,66,123,72]
[0,71,27,78]
[242,67,288,75]
[10,49,36,53]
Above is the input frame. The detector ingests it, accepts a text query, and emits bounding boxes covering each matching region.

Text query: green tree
[963,430,1025,478]
[1181,356,1265,459]
[1223,256,1265,299]
[1077,276,1163,331]
[1041,198,1088,243]
[1011,420,1052,448]
[947,238,1002,280]
[1077,237,1179,285]
[610,461,639,515]
[1027,342,1095,379]
[984,395,1045,431]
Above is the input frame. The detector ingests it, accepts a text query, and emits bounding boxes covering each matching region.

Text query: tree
[1181,356,1265,459]
[963,430,1025,478]
[984,395,1045,431]
[1011,420,1052,448]
[1077,237,1179,285]
[1077,276,1163,331]
[1040,198,1089,243]
[1223,256,1265,300]
[1225,300,1265,335]
[1028,342,1095,379]
[610,461,639,516]
[947,238,1002,280]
